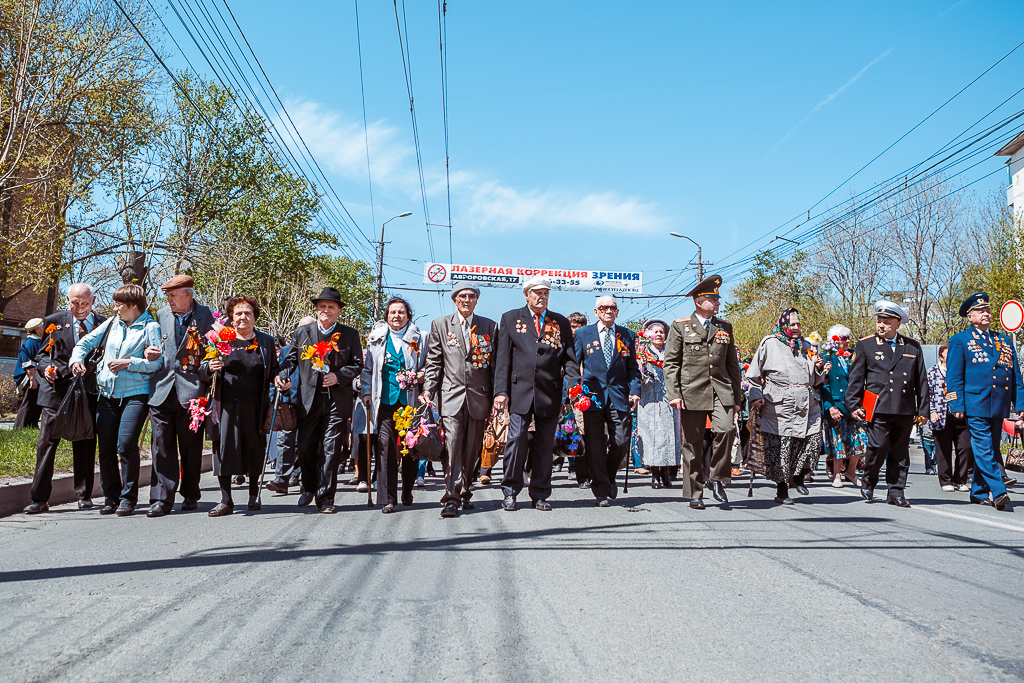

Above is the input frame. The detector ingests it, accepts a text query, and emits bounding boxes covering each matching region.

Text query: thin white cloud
[938,0,971,18]
[283,99,671,234]
[771,48,894,154]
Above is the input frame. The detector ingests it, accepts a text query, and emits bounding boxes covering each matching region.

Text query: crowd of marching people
[14,270,1024,518]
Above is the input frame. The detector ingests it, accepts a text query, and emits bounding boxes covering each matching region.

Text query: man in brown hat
[664,274,743,509]
[144,274,215,517]
[276,287,363,513]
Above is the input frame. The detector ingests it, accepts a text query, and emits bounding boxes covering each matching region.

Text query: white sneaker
[957,484,971,492]
[356,482,369,493]
[941,484,955,492]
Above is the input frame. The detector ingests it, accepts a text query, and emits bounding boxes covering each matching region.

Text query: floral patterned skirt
[823,417,866,466]
[762,431,822,485]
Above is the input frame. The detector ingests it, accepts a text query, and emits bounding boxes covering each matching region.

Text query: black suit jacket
[494,306,580,420]
[34,310,108,409]
[201,329,280,438]
[845,334,929,418]
[279,321,363,416]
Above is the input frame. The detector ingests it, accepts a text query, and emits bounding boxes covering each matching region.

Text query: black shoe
[248,496,262,511]
[596,497,611,507]
[652,477,663,490]
[1003,476,1017,487]
[233,475,246,485]
[774,496,794,505]
[689,498,705,510]
[441,502,459,518]
[99,502,118,515]
[994,493,1011,511]
[794,485,809,496]
[887,491,911,508]
[531,499,552,511]
[297,492,313,508]
[146,502,169,518]
[265,480,288,495]
[23,501,48,514]
[401,497,413,507]
[319,504,336,514]
[181,498,198,511]
[78,499,94,509]
[115,501,135,516]
[709,480,728,503]
[578,480,591,489]
[461,499,475,510]
[861,485,874,501]
[502,496,517,511]
[970,497,993,506]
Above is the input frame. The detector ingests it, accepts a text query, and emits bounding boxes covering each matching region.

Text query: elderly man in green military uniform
[664,274,744,509]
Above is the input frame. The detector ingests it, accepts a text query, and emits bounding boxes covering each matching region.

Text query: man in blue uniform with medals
[945,292,1024,511]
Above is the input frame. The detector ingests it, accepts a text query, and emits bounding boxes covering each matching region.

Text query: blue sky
[158,0,1023,326]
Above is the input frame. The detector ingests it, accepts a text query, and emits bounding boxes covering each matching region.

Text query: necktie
[462,320,471,355]
[704,319,710,331]
[78,319,87,341]
[603,327,614,366]
[535,313,542,336]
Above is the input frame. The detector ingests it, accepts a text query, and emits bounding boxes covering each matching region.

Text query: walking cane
[624,407,636,494]
[257,388,282,505]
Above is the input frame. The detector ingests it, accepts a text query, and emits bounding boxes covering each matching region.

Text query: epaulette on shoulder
[675,317,690,323]
[859,335,872,341]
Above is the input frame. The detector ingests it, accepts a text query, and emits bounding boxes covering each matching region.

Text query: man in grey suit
[144,275,215,517]
[421,283,498,518]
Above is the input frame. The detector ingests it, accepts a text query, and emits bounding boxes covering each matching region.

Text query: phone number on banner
[423,263,643,293]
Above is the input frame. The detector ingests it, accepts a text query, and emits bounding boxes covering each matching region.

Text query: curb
[0,452,214,518]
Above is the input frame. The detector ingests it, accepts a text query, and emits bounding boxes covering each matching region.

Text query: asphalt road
[2,455,1023,682]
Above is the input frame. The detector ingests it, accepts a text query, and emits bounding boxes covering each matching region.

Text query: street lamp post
[670,232,704,281]
[373,212,413,321]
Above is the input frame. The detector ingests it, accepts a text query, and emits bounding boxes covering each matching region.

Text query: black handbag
[1006,430,1024,473]
[83,319,113,394]
[53,375,95,442]
[408,403,445,462]
[263,400,298,433]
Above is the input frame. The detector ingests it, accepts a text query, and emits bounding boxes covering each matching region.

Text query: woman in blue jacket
[819,324,865,488]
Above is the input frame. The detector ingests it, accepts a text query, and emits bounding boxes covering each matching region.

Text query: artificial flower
[219,327,236,342]
[44,323,56,334]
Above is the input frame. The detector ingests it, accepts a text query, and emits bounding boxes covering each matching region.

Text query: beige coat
[745,335,826,438]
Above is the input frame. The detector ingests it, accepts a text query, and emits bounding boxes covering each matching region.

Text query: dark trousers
[96,395,150,506]
[375,402,418,506]
[30,402,97,503]
[149,395,204,505]
[14,386,41,429]
[582,405,632,499]
[441,406,487,505]
[356,433,377,483]
[934,414,974,487]
[273,428,299,482]
[296,392,347,508]
[572,439,590,484]
[502,406,559,501]
[862,413,914,492]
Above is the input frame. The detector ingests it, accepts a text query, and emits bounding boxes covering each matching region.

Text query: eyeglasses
[455,294,478,301]
[597,306,618,312]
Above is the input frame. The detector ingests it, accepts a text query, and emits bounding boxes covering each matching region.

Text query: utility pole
[669,232,711,282]
[373,212,413,321]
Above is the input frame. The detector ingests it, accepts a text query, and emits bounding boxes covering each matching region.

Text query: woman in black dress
[202,295,279,516]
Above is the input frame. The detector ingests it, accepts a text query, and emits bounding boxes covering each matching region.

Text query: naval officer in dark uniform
[845,300,929,507]
[945,292,1024,511]
[663,274,743,509]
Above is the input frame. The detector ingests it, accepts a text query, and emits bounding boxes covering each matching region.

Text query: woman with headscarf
[819,324,866,488]
[745,308,828,505]
[635,319,681,488]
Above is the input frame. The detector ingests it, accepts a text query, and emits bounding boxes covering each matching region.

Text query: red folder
[863,390,878,423]
[1005,419,1022,436]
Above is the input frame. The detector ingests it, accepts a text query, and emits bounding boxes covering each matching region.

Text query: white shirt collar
[693,312,710,326]
[598,322,614,334]
[456,312,473,328]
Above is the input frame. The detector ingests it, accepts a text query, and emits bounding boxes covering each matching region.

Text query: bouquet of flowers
[395,369,418,389]
[187,396,211,432]
[393,405,416,456]
[636,329,662,370]
[555,410,583,455]
[567,383,601,412]
[821,335,851,359]
[203,311,237,360]
[806,330,822,358]
[300,332,341,373]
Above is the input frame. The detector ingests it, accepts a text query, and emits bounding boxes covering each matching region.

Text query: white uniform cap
[522,276,552,294]
[874,300,908,324]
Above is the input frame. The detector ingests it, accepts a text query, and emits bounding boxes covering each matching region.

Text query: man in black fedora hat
[276,287,364,513]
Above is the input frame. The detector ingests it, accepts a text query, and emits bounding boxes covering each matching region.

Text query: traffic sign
[1000,300,1024,332]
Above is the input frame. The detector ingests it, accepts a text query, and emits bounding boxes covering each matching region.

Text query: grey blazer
[423,313,498,422]
[149,303,216,407]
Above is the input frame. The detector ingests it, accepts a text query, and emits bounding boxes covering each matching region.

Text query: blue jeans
[920,438,936,471]
[967,416,1006,500]
[417,459,427,478]
[96,394,150,506]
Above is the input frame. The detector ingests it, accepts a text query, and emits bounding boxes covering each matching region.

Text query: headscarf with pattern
[774,308,802,356]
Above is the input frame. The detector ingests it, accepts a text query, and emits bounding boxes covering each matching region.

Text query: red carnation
[575,396,591,411]
[219,326,237,342]
[568,385,583,399]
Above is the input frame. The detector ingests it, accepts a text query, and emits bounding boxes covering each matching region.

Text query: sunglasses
[597,305,618,312]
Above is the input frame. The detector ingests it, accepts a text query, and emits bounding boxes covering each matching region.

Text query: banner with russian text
[422,263,642,293]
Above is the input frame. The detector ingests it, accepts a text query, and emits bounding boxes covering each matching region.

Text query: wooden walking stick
[365,405,374,507]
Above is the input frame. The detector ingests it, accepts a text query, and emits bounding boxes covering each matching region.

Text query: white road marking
[826,485,1024,533]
